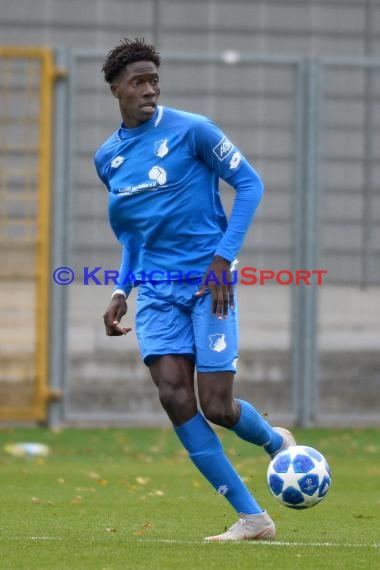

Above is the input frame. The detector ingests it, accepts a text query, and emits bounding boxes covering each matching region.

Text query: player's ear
[110,84,121,99]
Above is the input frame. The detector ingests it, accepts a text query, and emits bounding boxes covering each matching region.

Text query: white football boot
[204,511,276,542]
[270,427,297,459]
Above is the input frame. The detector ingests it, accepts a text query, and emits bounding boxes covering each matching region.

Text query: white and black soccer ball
[267,445,331,509]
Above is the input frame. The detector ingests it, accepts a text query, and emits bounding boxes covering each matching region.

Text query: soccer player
[95,38,295,541]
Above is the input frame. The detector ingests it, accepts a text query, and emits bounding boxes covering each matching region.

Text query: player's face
[111,61,160,128]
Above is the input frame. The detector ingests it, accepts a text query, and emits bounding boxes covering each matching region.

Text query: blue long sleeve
[114,245,133,296]
[191,116,264,263]
[215,163,264,262]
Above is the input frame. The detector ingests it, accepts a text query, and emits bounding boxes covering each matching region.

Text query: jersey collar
[118,106,164,140]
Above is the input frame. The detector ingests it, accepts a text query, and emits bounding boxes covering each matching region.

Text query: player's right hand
[103,295,132,336]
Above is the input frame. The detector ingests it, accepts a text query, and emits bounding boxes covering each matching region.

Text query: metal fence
[315,58,380,426]
[48,50,380,428]
[1,47,379,426]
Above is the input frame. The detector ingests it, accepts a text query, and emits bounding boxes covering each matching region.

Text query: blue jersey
[94,106,264,294]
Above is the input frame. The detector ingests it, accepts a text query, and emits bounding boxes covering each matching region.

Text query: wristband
[111,289,127,299]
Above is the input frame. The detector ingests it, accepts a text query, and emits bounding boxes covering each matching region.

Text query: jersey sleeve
[115,245,134,297]
[190,118,264,263]
[94,148,111,192]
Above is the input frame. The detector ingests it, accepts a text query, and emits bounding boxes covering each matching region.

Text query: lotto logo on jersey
[229,152,241,169]
[213,136,234,161]
[110,156,125,168]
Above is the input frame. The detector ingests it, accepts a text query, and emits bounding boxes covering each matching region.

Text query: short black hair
[102,37,161,84]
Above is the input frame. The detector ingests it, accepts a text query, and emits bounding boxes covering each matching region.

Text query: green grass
[0,427,379,570]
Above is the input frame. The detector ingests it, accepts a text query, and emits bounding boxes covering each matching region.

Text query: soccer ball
[267,445,331,509]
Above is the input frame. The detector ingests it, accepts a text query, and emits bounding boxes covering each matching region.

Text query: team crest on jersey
[154,139,169,158]
[209,333,227,352]
[110,155,125,168]
[213,136,234,161]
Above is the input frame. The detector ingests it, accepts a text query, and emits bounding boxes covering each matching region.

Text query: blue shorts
[135,281,238,373]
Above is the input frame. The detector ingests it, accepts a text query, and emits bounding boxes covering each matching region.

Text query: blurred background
[0,0,379,428]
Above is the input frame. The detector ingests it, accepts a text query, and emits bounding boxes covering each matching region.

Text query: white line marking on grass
[138,538,379,548]
[29,536,63,541]
[5,536,379,549]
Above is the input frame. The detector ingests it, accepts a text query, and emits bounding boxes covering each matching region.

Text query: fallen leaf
[136,476,149,485]
[90,471,101,480]
[70,496,83,505]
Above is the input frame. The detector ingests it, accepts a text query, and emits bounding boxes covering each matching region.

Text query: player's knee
[202,401,236,428]
[158,381,194,417]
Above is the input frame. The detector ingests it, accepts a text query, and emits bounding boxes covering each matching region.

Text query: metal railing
[1,47,379,426]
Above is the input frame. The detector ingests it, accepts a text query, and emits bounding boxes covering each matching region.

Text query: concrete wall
[1,1,379,57]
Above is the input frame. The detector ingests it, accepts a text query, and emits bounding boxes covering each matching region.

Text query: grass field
[0,427,379,570]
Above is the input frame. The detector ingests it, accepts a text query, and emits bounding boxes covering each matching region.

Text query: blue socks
[175,412,263,514]
[230,399,283,456]
[174,403,283,514]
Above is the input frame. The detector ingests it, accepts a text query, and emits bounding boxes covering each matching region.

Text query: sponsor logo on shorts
[213,136,234,161]
[217,485,229,495]
[209,333,227,352]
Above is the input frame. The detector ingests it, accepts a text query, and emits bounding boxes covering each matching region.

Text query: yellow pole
[0,47,57,421]
[35,48,55,420]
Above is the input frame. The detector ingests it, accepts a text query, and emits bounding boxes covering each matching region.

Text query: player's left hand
[195,255,235,319]
[103,294,132,336]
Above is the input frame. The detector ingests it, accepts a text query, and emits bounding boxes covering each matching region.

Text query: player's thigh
[149,355,197,425]
[149,354,195,391]
[197,370,235,405]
